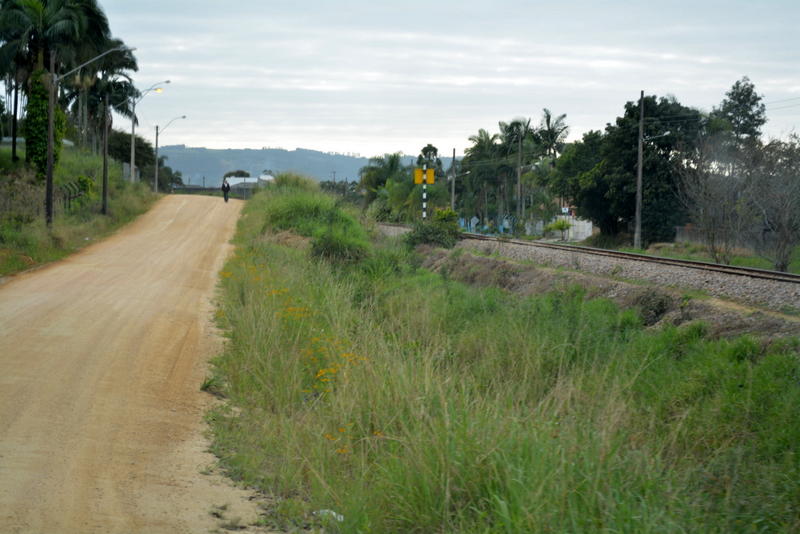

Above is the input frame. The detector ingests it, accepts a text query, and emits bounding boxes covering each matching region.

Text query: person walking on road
[221,178,231,202]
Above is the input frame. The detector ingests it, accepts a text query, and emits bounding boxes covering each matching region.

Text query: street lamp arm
[154,115,186,193]
[135,79,170,105]
[161,115,186,134]
[56,46,135,82]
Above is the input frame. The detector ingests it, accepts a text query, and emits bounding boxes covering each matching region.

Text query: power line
[764,103,800,112]
[763,96,800,105]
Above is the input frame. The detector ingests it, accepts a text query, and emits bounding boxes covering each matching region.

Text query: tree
[538,108,569,158]
[600,95,702,243]
[462,128,501,224]
[499,117,535,221]
[108,129,154,169]
[0,0,110,72]
[746,136,800,272]
[416,143,442,175]
[359,152,405,207]
[548,130,617,233]
[156,155,183,192]
[64,37,137,151]
[676,133,753,264]
[223,169,250,178]
[712,76,766,149]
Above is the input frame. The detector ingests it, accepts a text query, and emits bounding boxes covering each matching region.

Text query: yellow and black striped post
[414,165,435,220]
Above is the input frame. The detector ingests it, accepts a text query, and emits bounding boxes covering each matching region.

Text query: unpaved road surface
[0,196,266,533]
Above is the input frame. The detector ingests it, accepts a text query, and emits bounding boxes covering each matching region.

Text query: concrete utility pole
[45,53,56,226]
[102,94,109,215]
[634,90,644,250]
[450,148,456,210]
[516,134,522,223]
[332,170,336,184]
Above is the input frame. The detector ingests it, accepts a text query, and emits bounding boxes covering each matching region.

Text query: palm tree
[464,128,500,224]
[539,108,569,159]
[359,152,406,207]
[0,0,111,163]
[65,37,137,151]
[0,0,109,72]
[499,118,535,222]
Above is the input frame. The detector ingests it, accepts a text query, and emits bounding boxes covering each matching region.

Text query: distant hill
[158,145,452,187]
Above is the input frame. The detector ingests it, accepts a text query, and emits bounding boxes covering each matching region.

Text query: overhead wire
[763,96,800,105]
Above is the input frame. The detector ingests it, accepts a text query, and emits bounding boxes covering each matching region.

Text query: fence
[0,180,88,222]
[459,214,594,241]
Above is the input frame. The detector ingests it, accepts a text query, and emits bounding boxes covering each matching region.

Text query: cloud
[95,0,799,156]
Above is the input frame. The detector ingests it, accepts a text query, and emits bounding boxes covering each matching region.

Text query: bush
[260,190,365,241]
[271,172,319,191]
[582,232,629,249]
[365,196,392,222]
[544,218,571,240]
[404,220,460,249]
[311,227,370,264]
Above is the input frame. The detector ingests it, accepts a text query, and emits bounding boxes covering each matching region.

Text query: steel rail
[460,232,800,284]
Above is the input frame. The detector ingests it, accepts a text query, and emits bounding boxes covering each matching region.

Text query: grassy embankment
[209,179,800,532]
[0,146,156,275]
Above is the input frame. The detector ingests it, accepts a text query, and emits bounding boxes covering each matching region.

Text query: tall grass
[209,187,800,532]
[0,146,157,275]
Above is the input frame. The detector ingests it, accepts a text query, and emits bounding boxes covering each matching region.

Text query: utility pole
[331,170,336,184]
[102,93,109,215]
[516,134,522,225]
[11,80,19,162]
[450,148,456,210]
[45,53,56,227]
[154,124,160,193]
[130,97,136,182]
[634,90,644,250]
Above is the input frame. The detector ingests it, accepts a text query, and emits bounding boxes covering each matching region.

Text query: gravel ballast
[456,238,799,312]
[375,224,799,312]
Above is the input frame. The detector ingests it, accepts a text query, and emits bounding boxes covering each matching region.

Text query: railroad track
[377,224,800,284]
[462,233,800,284]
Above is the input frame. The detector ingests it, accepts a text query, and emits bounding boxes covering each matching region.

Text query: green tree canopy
[359,152,406,206]
[544,95,703,243]
[224,169,250,178]
[711,76,766,146]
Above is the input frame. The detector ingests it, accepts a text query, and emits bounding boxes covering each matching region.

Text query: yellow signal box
[414,168,435,184]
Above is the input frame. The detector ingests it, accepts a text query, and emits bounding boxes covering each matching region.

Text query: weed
[207,185,800,532]
[200,375,226,398]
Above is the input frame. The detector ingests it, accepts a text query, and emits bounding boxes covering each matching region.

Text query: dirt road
[0,195,264,533]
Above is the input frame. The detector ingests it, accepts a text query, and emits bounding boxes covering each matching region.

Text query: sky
[91,1,800,157]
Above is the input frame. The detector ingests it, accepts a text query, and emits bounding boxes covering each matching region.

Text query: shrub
[582,232,629,249]
[365,196,392,222]
[311,227,370,264]
[404,220,460,249]
[260,190,365,241]
[544,218,571,240]
[271,172,319,191]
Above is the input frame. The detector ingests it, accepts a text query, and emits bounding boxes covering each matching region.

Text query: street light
[45,45,135,226]
[154,115,186,193]
[130,80,170,182]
